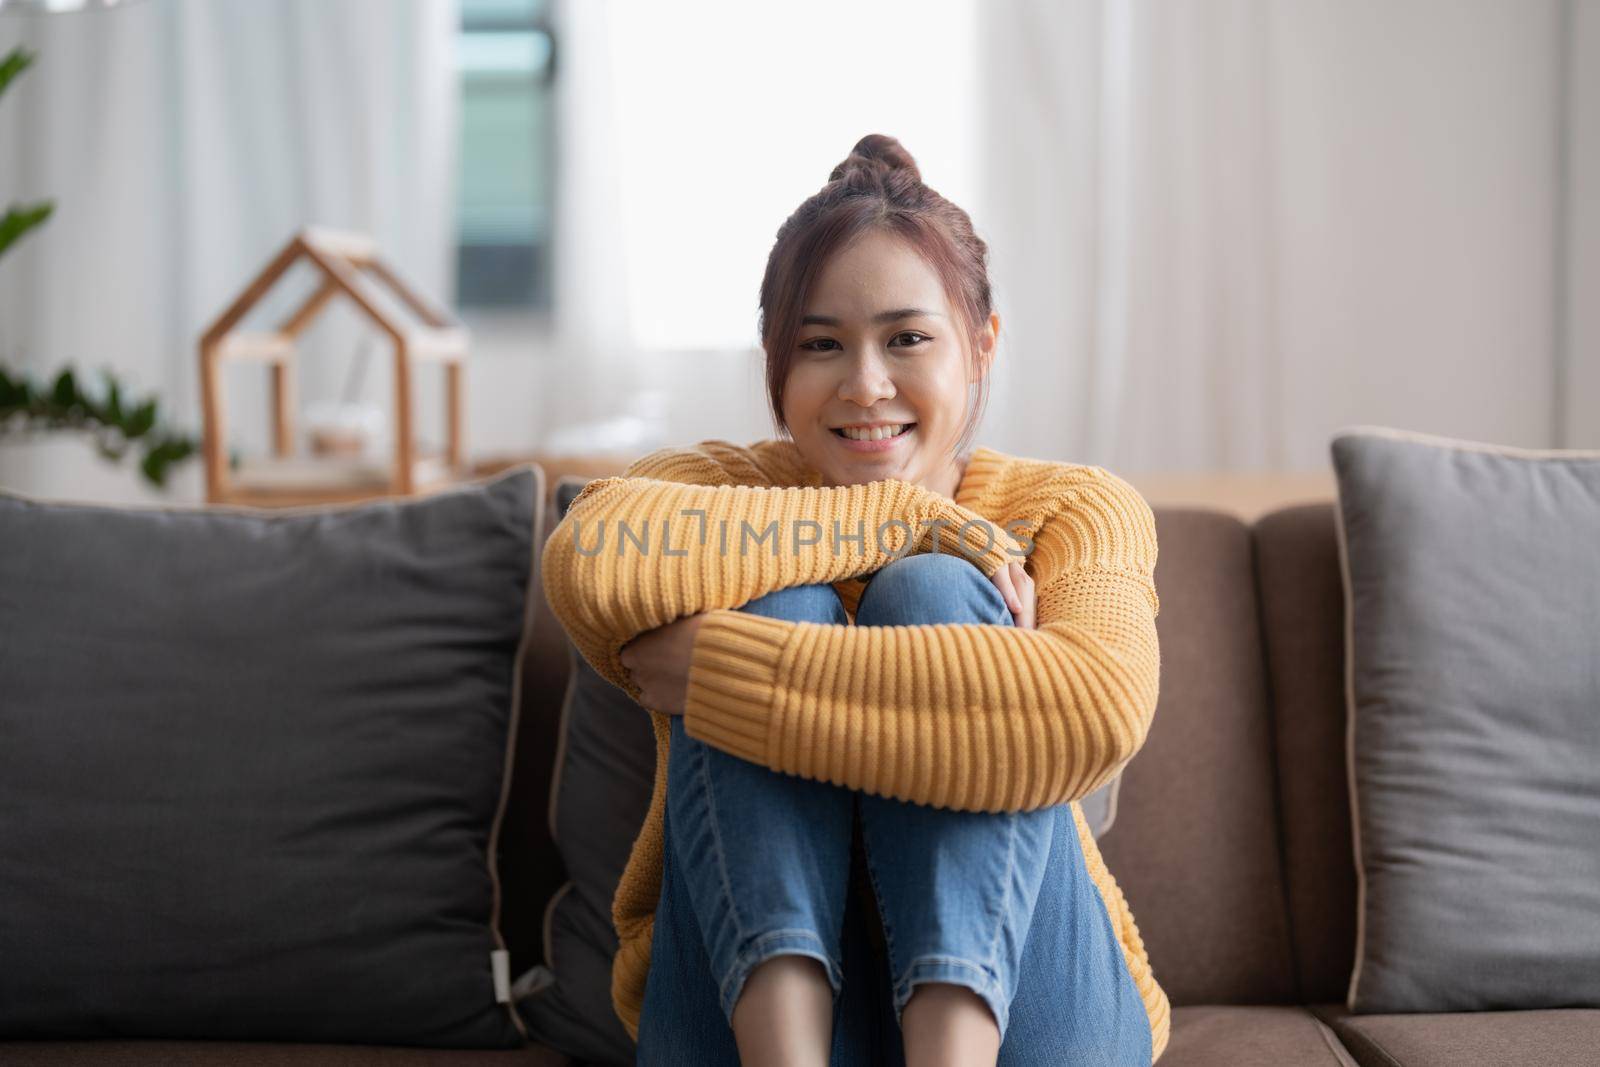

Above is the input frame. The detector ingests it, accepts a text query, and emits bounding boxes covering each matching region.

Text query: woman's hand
[989,561,1036,629]
[618,613,708,716]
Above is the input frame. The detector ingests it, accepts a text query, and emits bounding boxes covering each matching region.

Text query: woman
[541,134,1168,1066]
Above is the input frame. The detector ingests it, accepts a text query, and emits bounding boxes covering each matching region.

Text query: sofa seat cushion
[1310,1003,1600,1067]
[1162,1004,1359,1066]
[0,1042,571,1066]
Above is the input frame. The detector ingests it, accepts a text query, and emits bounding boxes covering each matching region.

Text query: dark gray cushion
[0,466,544,1047]
[515,475,1118,1063]
[514,479,653,1065]
[1331,427,1600,1014]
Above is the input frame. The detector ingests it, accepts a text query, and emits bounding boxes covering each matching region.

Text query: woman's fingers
[615,615,704,715]
[989,562,1023,616]
[1008,562,1036,629]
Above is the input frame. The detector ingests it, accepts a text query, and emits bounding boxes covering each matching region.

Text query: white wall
[1270,0,1567,465]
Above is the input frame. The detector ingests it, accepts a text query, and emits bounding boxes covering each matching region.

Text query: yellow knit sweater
[539,438,1170,1062]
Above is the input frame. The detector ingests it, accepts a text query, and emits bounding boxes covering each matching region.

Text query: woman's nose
[837,353,896,406]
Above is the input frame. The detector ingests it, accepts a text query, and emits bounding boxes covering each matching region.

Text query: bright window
[456,0,555,308]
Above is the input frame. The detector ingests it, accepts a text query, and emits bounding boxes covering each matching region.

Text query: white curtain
[0,0,458,502]
[6,0,1591,496]
[534,0,982,456]
[976,0,1280,469]
[978,0,1589,470]
[537,0,1591,471]
[533,0,657,457]
[1564,0,1600,449]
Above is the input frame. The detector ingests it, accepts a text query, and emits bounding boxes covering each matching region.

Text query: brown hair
[758,133,998,459]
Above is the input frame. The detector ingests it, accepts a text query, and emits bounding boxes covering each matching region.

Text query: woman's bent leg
[995,804,1154,1066]
[635,583,856,1064]
[636,787,742,1065]
[852,552,1152,1065]
[852,553,1047,1046]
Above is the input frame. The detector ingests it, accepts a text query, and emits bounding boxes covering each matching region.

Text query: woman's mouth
[830,423,915,452]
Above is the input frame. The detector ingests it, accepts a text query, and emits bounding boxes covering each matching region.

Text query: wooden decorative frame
[198,227,467,506]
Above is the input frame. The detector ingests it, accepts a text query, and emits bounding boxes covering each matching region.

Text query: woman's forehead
[807,255,950,320]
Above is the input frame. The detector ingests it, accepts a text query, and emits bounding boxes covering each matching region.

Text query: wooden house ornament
[198,227,468,506]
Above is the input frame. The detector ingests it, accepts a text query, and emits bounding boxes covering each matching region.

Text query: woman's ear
[970,312,1001,382]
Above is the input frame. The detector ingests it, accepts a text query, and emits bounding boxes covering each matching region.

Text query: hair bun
[830,133,922,185]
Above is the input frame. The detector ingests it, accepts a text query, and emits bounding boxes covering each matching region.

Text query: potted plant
[0,45,202,494]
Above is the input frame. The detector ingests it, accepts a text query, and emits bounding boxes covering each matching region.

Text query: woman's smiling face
[781,228,997,497]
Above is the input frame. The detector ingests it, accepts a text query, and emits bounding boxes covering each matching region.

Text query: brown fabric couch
[6,493,1595,1065]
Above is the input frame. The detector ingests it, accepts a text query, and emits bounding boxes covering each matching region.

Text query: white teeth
[840,424,908,441]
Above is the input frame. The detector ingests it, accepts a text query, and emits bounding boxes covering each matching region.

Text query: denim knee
[855,552,1013,627]
[740,581,848,625]
[669,579,852,1028]
[664,712,854,1026]
[859,795,1057,1045]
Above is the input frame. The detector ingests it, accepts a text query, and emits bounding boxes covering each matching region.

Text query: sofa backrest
[496,491,1359,1009]
[1251,502,1359,1005]
[1099,501,1359,1008]
[1096,506,1300,1005]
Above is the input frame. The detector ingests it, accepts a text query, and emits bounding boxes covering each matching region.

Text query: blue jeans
[635,553,1152,1066]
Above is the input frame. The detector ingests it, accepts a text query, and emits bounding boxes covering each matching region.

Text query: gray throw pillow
[1332,426,1600,1014]
[515,474,1120,1063]
[0,466,543,1047]
[514,478,656,1066]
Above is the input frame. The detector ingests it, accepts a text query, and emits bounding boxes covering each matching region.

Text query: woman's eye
[799,333,927,353]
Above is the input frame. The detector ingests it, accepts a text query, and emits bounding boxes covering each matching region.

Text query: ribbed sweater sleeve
[682,468,1161,813]
[539,446,1023,706]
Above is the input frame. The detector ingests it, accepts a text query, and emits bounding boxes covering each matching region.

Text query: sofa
[5,481,1594,1066]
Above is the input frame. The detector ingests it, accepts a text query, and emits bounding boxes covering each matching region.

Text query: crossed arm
[539,444,1161,813]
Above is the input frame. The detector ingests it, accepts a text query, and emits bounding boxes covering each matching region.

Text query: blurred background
[0,0,1595,511]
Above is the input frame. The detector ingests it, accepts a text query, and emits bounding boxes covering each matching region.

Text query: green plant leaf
[103,371,124,423]
[141,437,197,488]
[0,201,54,260]
[0,361,203,489]
[0,47,35,100]
[125,399,156,438]
[139,447,164,486]
[50,367,78,410]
